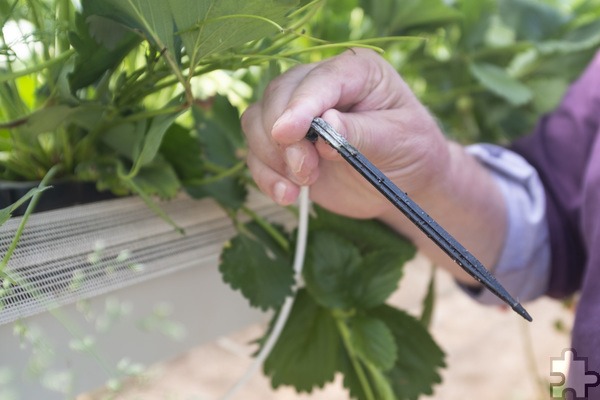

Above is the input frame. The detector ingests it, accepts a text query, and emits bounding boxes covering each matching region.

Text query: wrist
[378,141,507,283]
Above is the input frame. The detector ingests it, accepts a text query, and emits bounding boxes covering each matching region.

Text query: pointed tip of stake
[513,303,533,322]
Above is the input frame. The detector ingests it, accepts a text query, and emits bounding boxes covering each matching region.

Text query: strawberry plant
[2,1,442,398]
[221,206,445,399]
[218,0,600,398]
[3,0,599,398]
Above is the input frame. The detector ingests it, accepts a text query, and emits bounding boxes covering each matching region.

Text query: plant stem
[116,68,172,106]
[0,164,115,378]
[0,164,61,273]
[48,303,114,375]
[240,206,289,252]
[0,11,15,74]
[118,104,187,125]
[183,161,246,187]
[520,319,548,399]
[118,165,184,234]
[335,317,376,400]
[59,127,73,173]
[56,0,72,54]
[25,0,52,63]
[288,0,324,29]
[2,267,116,377]
[0,49,75,84]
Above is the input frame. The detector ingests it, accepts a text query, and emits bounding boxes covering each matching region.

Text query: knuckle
[264,77,285,97]
[264,66,301,97]
[313,58,342,78]
[240,106,256,134]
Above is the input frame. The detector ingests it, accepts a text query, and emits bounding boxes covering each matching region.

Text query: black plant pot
[0,180,118,217]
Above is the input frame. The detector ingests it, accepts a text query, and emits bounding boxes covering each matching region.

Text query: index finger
[270,48,398,145]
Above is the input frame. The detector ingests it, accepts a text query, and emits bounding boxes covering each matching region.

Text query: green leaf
[188,98,247,209]
[531,49,596,83]
[132,157,181,199]
[173,0,296,70]
[361,0,462,36]
[88,0,176,55]
[527,77,568,114]
[81,159,130,196]
[219,222,293,311]
[17,105,73,141]
[159,122,248,209]
[352,250,406,309]
[373,306,445,400]
[499,0,569,41]
[537,19,600,55]
[15,104,106,146]
[306,208,415,310]
[469,62,533,106]
[263,289,339,392]
[308,0,358,43]
[69,9,142,91]
[88,0,299,71]
[186,177,247,210]
[303,231,362,310]
[56,58,79,104]
[86,16,131,50]
[484,15,515,47]
[350,316,397,371]
[457,0,495,49]
[130,110,183,176]
[194,97,244,165]
[160,122,205,180]
[0,186,51,226]
[311,206,415,256]
[67,104,106,131]
[102,121,146,161]
[390,0,462,33]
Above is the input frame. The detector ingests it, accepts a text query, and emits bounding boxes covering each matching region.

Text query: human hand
[243,48,509,283]
[242,48,451,219]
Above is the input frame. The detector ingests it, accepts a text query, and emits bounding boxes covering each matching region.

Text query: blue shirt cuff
[459,144,551,305]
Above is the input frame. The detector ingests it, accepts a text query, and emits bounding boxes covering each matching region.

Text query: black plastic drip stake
[307,117,532,322]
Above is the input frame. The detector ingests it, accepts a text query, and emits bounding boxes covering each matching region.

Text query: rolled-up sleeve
[460,143,551,305]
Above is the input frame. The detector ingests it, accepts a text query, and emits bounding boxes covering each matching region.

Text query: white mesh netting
[0,193,291,325]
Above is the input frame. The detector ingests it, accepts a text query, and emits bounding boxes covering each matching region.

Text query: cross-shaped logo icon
[551,348,600,399]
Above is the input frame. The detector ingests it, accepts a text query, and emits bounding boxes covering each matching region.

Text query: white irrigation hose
[220,186,311,400]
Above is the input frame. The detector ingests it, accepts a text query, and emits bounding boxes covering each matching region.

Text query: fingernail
[273,181,287,204]
[272,109,289,131]
[284,146,306,175]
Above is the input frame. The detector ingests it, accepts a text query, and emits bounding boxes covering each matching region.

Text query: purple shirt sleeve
[510,52,600,299]
[510,52,600,397]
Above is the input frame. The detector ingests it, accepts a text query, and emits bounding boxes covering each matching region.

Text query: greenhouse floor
[82,254,573,400]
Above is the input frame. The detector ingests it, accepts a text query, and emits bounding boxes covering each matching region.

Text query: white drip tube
[220,186,311,400]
